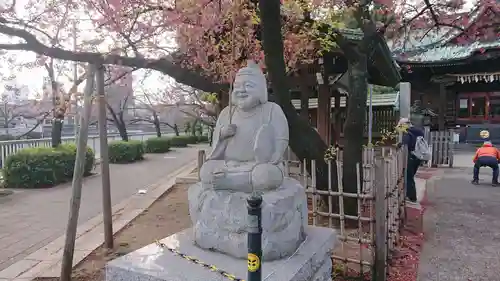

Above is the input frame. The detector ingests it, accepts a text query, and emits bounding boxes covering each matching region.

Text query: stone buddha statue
[188,61,308,261]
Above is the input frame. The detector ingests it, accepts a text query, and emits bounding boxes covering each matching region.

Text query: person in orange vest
[472,141,500,185]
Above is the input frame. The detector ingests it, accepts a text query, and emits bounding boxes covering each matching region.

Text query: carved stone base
[188,177,308,261]
[106,226,337,281]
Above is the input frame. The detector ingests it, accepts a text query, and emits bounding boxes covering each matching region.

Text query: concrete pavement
[417,167,500,281]
[0,144,207,272]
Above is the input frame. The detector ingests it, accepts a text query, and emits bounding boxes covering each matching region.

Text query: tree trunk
[52,119,63,147]
[258,0,335,190]
[154,119,161,137]
[342,52,368,216]
[116,120,128,141]
[191,119,198,136]
[209,127,214,146]
[173,124,180,136]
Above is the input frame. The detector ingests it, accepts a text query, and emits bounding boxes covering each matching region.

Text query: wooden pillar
[218,91,229,114]
[332,89,341,144]
[316,57,331,145]
[399,82,411,119]
[311,108,318,127]
[317,84,331,145]
[299,84,310,122]
[439,83,446,130]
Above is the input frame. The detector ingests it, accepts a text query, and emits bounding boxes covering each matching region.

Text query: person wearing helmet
[472,141,500,185]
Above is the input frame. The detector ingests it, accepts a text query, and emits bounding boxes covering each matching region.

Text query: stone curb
[0,159,197,281]
[175,172,199,184]
[0,189,13,197]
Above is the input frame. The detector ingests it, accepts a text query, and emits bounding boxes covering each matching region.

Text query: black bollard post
[247,193,262,281]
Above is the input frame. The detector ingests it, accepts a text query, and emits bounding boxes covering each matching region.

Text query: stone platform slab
[106,226,336,281]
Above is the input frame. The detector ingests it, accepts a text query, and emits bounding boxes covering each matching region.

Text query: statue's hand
[220,124,237,140]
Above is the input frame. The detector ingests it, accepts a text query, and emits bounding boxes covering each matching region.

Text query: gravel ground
[418,167,500,281]
[33,183,192,281]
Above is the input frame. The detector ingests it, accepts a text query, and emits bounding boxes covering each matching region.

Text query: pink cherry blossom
[0,0,498,85]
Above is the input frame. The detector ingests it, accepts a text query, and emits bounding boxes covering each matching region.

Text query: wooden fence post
[373,157,387,281]
[448,129,454,168]
[197,150,206,180]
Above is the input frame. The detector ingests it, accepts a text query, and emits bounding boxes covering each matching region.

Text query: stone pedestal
[106,226,336,281]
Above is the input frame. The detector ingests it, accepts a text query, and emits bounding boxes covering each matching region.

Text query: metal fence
[286,146,407,280]
[0,132,175,167]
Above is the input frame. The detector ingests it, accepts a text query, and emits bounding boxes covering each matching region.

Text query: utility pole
[97,65,113,248]
[60,64,96,281]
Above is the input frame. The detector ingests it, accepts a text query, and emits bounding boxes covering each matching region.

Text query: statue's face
[232,74,262,110]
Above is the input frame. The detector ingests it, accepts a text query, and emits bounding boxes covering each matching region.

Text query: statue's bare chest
[225,105,272,160]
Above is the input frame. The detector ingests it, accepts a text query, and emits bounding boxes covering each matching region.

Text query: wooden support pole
[197,150,206,180]
[317,65,331,145]
[317,86,330,145]
[298,73,310,122]
[438,84,446,131]
[373,158,387,281]
[333,89,341,144]
[60,64,96,281]
[96,65,114,249]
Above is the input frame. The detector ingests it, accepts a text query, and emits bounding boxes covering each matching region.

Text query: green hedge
[108,140,145,163]
[197,135,209,143]
[3,144,95,189]
[145,137,171,153]
[169,136,189,147]
[185,135,198,144]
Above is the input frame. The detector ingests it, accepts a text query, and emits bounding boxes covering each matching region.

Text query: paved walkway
[0,145,206,271]
[418,167,500,281]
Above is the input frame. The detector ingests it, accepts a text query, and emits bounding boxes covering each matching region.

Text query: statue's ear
[254,124,274,164]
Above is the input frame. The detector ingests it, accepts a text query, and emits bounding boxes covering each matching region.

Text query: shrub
[25,132,43,139]
[0,135,14,141]
[108,140,145,163]
[3,144,95,189]
[197,135,209,143]
[185,135,198,144]
[168,136,189,147]
[145,137,171,153]
[62,144,96,175]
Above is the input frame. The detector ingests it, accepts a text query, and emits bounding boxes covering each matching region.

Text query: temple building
[392,4,500,143]
[292,5,500,144]
[289,28,402,145]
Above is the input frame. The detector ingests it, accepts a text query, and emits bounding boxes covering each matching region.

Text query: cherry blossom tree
[0,88,48,137]
[131,70,183,137]
[170,82,218,128]
[0,67,52,138]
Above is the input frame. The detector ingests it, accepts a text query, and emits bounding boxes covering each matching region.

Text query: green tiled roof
[390,5,500,63]
[291,92,399,109]
[395,40,500,63]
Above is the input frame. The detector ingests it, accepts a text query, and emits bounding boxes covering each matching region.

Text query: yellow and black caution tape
[155,240,245,281]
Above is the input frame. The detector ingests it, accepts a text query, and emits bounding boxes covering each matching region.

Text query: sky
[0,0,173,101]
